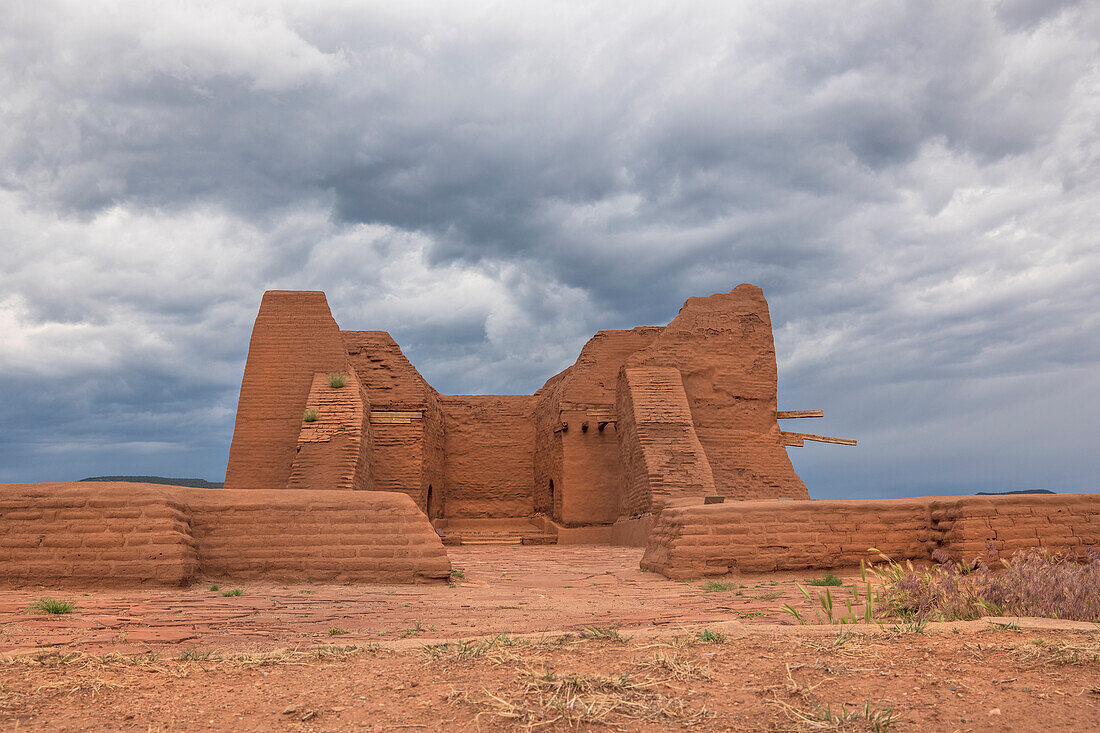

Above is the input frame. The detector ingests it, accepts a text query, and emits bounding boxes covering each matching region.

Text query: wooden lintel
[777,410,824,419]
[370,410,422,419]
[782,431,856,447]
[370,416,412,424]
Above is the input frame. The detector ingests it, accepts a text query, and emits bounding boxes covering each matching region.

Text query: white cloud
[0,0,1097,494]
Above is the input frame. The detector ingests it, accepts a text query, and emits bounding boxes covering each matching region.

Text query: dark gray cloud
[1,0,1097,498]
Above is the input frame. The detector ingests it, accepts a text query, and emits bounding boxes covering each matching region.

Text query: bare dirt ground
[2,547,1099,731]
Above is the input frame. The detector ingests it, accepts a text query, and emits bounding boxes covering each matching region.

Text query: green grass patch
[302,408,319,422]
[701,580,736,593]
[221,589,243,597]
[807,572,844,587]
[580,625,632,642]
[28,597,76,615]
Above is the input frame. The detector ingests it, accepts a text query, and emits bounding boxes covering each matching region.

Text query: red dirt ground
[1,547,815,654]
[3,547,1099,731]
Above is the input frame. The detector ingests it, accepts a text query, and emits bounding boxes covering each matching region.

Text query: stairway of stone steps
[432,517,557,546]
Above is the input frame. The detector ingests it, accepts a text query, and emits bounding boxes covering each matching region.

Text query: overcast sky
[1,1,1097,498]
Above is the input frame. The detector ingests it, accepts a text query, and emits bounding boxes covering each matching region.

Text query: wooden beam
[782,431,856,447]
[777,410,824,419]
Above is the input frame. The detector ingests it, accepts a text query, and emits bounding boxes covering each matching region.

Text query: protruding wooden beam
[553,422,569,433]
[777,410,824,419]
[782,431,856,447]
[597,420,611,431]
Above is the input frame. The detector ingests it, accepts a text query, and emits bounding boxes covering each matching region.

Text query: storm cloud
[1,0,1098,498]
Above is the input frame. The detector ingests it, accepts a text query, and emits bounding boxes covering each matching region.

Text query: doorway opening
[426,484,442,520]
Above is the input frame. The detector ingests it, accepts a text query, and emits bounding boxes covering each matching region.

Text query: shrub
[872,545,1100,623]
[302,408,319,422]
[982,547,1100,621]
[327,371,348,388]
[221,589,243,597]
[29,597,76,614]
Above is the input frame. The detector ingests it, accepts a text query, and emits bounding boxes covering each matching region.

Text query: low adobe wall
[0,483,198,586]
[188,489,450,582]
[0,482,450,586]
[641,494,1100,579]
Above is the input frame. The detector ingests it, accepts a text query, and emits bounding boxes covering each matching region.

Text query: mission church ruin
[3,284,1096,587]
[225,284,851,544]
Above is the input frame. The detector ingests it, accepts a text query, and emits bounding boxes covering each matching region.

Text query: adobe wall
[0,483,450,586]
[421,391,446,517]
[531,376,565,517]
[225,292,353,491]
[287,371,372,490]
[533,328,663,522]
[558,416,622,524]
[188,488,450,582]
[342,331,435,408]
[0,483,198,586]
[625,284,808,501]
[641,494,1100,579]
[441,395,537,517]
[616,366,717,516]
[343,331,437,506]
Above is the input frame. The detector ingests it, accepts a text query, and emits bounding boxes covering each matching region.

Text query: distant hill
[975,489,1055,495]
[79,476,223,489]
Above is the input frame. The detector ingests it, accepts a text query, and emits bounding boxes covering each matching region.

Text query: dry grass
[438,634,716,729]
[0,681,21,709]
[634,651,713,682]
[1009,634,1100,666]
[449,661,711,729]
[34,674,125,698]
[769,692,902,731]
[1,644,378,674]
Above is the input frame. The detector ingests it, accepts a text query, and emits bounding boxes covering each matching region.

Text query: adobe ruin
[3,283,1096,587]
[224,284,852,543]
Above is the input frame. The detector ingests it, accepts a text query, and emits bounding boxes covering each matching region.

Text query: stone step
[433,516,558,546]
[440,531,558,546]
